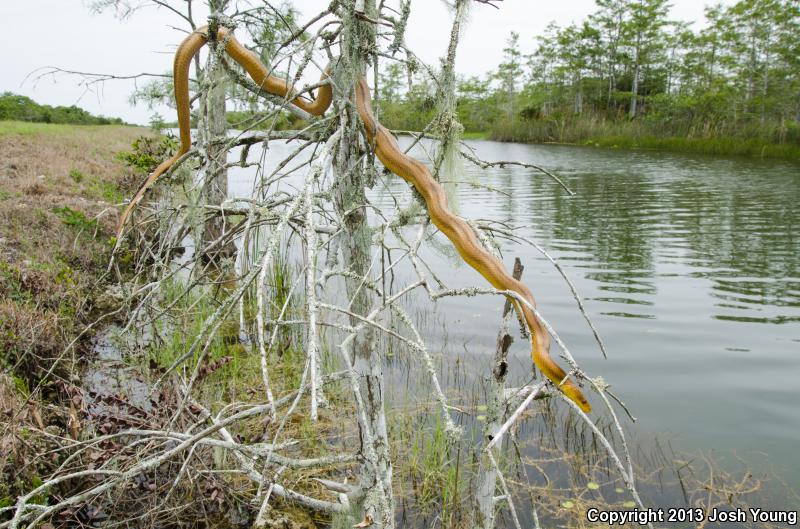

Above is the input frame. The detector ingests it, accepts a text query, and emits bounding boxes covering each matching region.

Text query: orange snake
[118,26,591,413]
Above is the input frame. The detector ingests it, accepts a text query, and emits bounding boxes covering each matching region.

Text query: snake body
[119,26,591,413]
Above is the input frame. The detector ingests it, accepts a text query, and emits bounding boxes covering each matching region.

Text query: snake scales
[117,26,591,413]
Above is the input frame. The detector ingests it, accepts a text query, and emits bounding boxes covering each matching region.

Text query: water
[228,137,800,491]
[82,327,154,434]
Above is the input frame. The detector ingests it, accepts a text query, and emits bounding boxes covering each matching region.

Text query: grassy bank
[379,96,800,160]
[0,120,148,383]
[460,131,490,141]
[486,117,800,159]
[0,119,148,362]
[0,120,152,510]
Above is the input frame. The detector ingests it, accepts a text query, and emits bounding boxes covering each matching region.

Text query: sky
[0,0,733,125]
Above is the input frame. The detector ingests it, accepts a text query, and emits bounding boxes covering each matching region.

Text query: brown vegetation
[0,121,155,514]
[0,122,148,384]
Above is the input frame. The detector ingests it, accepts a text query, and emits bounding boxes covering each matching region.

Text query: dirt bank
[0,121,150,507]
[0,121,148,382]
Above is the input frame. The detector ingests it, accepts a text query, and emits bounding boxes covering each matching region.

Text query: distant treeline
[0,92,125,125]
[377,0,800,157]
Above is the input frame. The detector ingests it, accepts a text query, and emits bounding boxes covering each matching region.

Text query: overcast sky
[1,0,733,125]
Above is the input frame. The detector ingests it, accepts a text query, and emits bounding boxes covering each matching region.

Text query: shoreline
[462,130,800,161]
[165,117,799,161]
[388,125,800,161]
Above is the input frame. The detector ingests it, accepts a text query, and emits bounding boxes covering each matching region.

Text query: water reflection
[526,148,799,320]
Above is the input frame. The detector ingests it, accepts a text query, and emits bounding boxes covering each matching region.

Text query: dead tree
[198,2,236,263]
[3,2,651,529]
[331,1,395,526]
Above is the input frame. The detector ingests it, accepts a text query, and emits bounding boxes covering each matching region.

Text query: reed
[487,117,800,159]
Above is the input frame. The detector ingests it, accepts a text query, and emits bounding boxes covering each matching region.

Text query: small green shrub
[117,134,179,174]
[52,206,98,232]
[68,169,84,182]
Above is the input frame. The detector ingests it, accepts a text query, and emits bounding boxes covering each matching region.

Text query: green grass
[147,246,306,407]
[581,134,800,159]
[52,206,99,231]
[0,120,144,137]
[488,117,800,160]
[68,169,84,182]
[145,281,261,413]
[0,120,81,136]
[461,131,490,140]
[85,178,124,203]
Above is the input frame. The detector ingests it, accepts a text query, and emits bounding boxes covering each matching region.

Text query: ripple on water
[226,136,800,484]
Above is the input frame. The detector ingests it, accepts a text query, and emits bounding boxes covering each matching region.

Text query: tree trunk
[200,63,234,262]
[200,7,235,263]
[333,2,394,527]
[406,63,414,96]
[761,47,770,126]
[630,61,640,118]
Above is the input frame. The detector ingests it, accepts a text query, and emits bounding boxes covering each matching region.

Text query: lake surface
[228,137,800,492]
